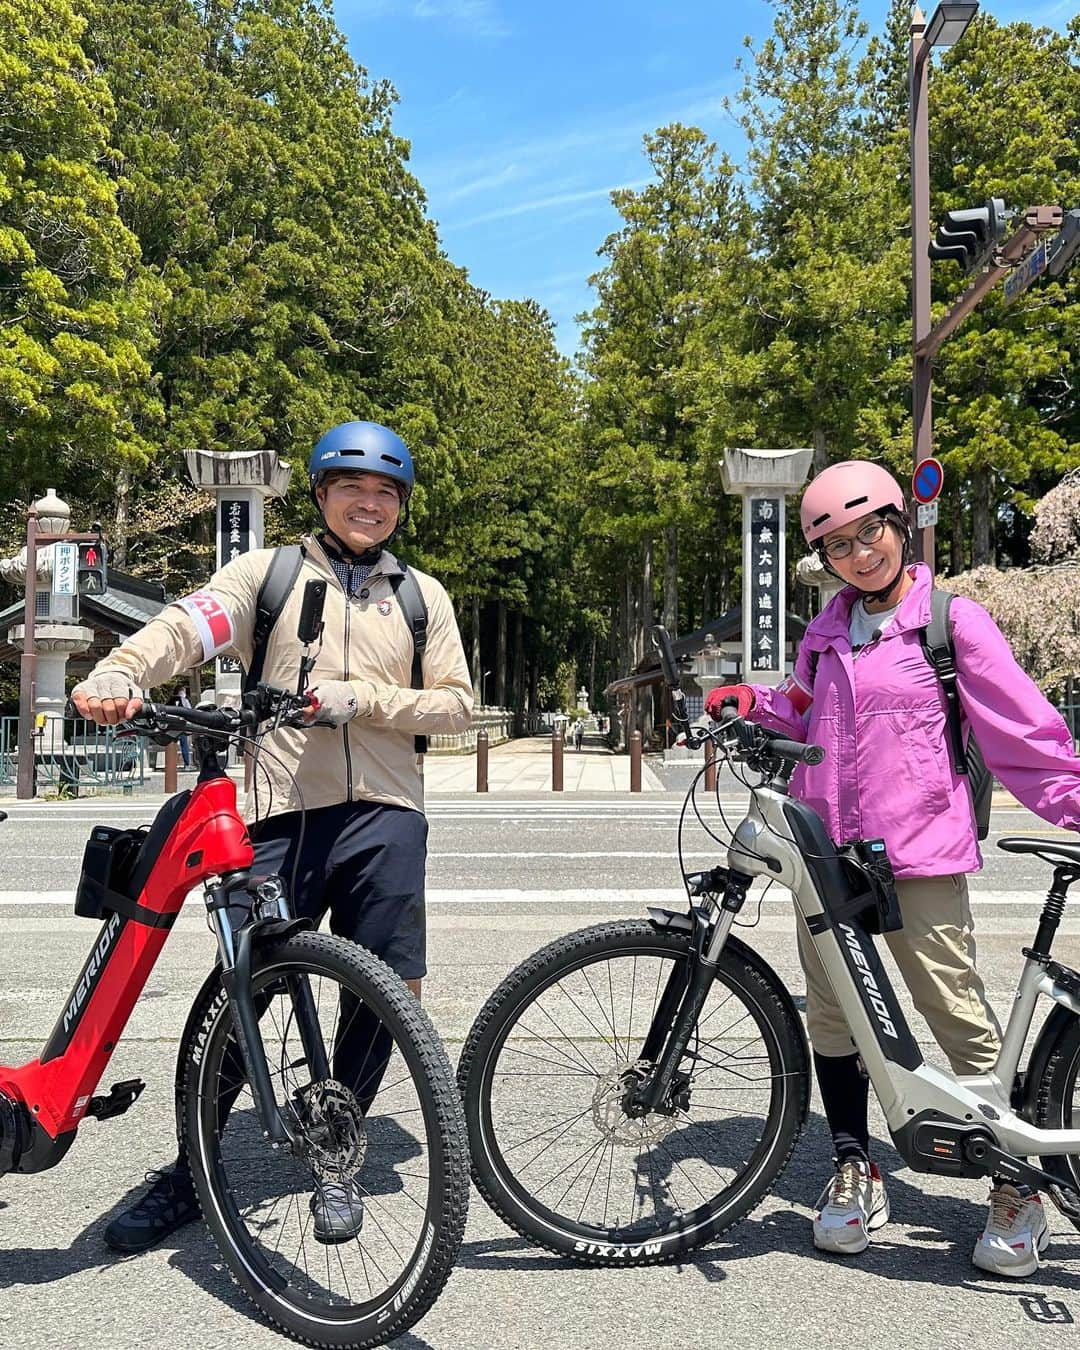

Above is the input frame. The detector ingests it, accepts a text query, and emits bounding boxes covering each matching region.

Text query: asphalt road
[0,790,1079,1349]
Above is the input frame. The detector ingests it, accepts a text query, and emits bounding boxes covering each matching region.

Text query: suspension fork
[206,879,330,1145]
[630,873,751,1116]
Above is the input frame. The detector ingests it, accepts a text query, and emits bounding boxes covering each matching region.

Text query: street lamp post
[481,669,492,708]
[909,2,979,573]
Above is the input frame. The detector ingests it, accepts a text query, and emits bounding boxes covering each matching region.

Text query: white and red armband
[175,590,235,661]
[777,673,813,716]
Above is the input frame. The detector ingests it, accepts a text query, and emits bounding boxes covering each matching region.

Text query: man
[72,420,472,1251]
[170,684,192,768]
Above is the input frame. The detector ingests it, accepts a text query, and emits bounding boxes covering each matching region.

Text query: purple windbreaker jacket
[748,563,1080,878]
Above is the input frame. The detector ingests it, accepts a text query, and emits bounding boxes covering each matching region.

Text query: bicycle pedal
[87,1078,146,1121]
[1048,1181,1080,1222]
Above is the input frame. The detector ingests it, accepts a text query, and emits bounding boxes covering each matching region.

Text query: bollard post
[630,730,642,793]
[704,737,717,793]
[476,727,489,792]
[552,730,564,792]
[164,740,178,794]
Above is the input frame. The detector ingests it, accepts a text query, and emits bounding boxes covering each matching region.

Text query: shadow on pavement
[0,1169,182,1289]
[458,1111,1080,1296]
[0,1111,444,1346]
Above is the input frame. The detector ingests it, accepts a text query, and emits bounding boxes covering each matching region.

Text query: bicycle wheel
[1033,1010,1080,1232]
[458,919,809,1265]
[180,931,468,1347]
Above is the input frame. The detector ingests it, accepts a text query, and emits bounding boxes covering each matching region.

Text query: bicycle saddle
[998,835,1080,869]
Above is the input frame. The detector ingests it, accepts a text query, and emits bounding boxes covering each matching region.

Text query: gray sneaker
[310,1177,365,1244]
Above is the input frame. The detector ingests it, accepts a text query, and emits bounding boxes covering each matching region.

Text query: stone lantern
[795,551,846,608]
[4,490,96,723]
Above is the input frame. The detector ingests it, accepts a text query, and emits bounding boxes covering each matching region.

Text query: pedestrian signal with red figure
[77,540,107,595]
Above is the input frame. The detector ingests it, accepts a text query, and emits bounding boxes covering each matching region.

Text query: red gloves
[704,683,755,720]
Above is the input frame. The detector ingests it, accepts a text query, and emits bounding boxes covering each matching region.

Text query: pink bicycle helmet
[800,461,906,544]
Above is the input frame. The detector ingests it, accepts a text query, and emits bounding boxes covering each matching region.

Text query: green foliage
[3,0,1080,715]
[0,0,162,496]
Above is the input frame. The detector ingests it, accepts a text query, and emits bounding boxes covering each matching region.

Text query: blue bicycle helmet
[308,421,415,502]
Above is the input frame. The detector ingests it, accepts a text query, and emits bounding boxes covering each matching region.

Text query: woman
[704,460,1080,1276]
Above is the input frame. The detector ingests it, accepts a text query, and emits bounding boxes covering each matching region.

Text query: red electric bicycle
[0,585,468,1347]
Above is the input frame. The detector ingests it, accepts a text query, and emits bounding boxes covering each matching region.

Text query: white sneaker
[813,1158,890,1254]
[972,1184,1049,1277]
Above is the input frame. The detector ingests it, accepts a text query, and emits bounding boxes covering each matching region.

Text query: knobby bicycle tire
[458,920,809,1266]
[1034,1009,1080,1233]
[180,931,468,1347]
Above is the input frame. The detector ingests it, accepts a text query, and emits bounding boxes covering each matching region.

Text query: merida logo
[838,922,898,1039]
[63,911,121,1034]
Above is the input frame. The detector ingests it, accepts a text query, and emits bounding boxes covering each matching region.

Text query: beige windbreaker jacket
[88,534,473,819]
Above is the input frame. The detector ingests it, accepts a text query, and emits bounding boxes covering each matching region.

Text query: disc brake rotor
[292,1078,367,1179]
[591,1060,678,1147]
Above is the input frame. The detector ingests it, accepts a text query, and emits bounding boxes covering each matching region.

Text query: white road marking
[0,889,1063,908]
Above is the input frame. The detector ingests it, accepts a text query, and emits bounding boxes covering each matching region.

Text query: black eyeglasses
[822,517,887,560]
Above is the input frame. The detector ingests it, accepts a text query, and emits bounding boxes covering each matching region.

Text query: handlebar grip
[768,737,825,766]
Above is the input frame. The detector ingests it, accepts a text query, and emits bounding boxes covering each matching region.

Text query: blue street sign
[912,457,944,505]
[1003,240,1047,304]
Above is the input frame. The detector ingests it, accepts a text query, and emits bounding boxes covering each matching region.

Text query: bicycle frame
[713,776,1080,1169]
[0,759,301,1174]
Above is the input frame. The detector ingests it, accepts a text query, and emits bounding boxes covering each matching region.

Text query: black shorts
[249,799,428,979]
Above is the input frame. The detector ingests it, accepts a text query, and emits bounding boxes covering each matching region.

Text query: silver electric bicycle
[457,625,1080,1264]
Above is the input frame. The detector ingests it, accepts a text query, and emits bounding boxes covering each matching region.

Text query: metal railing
[0,716,145,795]
[1058,701,1080,750]
[426,708,514,755]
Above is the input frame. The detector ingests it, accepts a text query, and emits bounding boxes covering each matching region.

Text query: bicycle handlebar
[128,702,257,736]
[764,735,825,766]
[710,705,824,770]
[66,684,312,741]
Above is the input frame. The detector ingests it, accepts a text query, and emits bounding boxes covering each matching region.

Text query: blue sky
[335,1,1073,359]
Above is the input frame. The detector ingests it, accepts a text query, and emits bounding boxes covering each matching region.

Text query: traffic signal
[928,198,1008,273]
[77,539,107,595]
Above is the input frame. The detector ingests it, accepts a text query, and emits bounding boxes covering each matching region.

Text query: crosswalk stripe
[0,888,1062,908]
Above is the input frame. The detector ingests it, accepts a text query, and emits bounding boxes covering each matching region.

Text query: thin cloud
[442,163,522,203]
[343,0,507,39]
[450,179,650,229]
[413,1,508,39]
[419,78,740,197]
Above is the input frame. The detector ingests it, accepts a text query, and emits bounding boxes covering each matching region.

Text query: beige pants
[797,874,1002,1073]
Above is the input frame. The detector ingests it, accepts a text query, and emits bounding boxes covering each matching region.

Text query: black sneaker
[104,1165,200,1253]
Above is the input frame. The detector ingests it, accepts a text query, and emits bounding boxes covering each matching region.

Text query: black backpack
[807,587,992,840]
[244,544,430,754]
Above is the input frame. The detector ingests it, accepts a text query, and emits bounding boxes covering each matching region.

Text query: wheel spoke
[474,929,804,1251]
[188,942,464,1332]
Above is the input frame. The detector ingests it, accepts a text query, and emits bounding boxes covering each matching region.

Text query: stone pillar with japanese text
[720,447,814,686]
[183,450,292,706]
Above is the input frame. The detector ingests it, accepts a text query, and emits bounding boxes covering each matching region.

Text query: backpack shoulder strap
[388,564,430,753]
[245,545,305,694]
[919,587,968,773]
[388,565,429,687]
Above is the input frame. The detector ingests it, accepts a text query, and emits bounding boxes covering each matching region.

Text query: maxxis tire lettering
[180,932,468,1346]
[458,920,809,1267]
